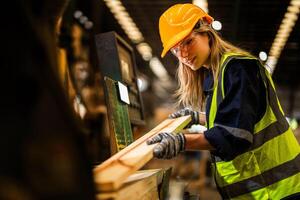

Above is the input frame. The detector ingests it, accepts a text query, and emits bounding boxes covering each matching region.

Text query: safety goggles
[170,32,197,57]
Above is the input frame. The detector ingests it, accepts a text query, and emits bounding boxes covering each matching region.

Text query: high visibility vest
[208,52,300,199]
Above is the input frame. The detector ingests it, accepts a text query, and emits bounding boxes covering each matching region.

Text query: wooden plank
[159,167,172,200]
[94,115,191,192]
[96,169,163,200]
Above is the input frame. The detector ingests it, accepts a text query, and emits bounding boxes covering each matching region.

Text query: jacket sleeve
[204,59,266,161]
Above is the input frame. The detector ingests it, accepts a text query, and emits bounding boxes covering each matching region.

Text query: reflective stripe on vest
[208,52,300,199]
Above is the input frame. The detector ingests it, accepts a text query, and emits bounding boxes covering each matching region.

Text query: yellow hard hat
[159,3,213,58]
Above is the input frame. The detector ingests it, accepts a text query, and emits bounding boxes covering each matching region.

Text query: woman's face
[171,32,210,70]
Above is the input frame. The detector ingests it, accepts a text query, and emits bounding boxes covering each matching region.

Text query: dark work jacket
[203,59,266,161]
[202,58,300,200]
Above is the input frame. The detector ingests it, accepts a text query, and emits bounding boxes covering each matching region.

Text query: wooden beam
[94,116,191,192]
[96,169,163,200]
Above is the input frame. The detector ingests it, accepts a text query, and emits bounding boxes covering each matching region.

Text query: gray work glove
[147,132,186,159]
[169,108,199,128]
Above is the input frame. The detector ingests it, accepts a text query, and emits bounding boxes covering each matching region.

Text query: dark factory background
[1,0,299,199]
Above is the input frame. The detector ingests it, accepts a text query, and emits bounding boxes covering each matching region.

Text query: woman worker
[147,3,300,199]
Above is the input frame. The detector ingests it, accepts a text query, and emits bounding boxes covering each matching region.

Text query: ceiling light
[74,10,83,19]
[265,56,278,74]
[291,0,300,6]
[84,21,93,29]
[149,57,169,80]
[136,43,152,61]
[266,0,300,73]
[288,5,300,13]
[103,0,143,43]
[79,16,88,24]
[102,0,173,82]
[137,76,149,92]
[193,0,208,13]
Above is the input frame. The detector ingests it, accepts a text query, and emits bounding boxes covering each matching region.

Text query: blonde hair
[175,21,252,110]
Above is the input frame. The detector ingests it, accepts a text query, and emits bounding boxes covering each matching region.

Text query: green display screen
[104,77,133,152]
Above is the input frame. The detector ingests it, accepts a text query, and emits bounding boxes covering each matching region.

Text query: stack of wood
[96,168,169,200]
[94,116,191,199]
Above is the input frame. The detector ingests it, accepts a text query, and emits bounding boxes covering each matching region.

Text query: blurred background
[61,0,300,127]
[1,0,300,199]
[70,0,300,114]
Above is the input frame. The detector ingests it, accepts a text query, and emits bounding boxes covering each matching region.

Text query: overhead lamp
[266,0,300,73]
[265,56,278,74]
[84,21,93,29]
[284,12,298,20]
[103,0,143,43]
[136,43,152,61]
[193,0,208,13]
[103,0,171,82]
[74,10,83,19]
[149,57,169,81]
[73,11,94,30]
[79,16,88,24]
[291,0,300,6]
[137,75,149,92]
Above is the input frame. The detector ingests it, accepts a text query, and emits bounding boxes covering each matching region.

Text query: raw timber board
[96,169,163,200]
[104,77,133,152]
[94,115,191,192]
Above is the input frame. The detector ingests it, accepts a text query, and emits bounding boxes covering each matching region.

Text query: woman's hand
[147,132,186,159]
[169,107,201,127]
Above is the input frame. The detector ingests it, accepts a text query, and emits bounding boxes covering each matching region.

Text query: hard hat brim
[161,28,193,58]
